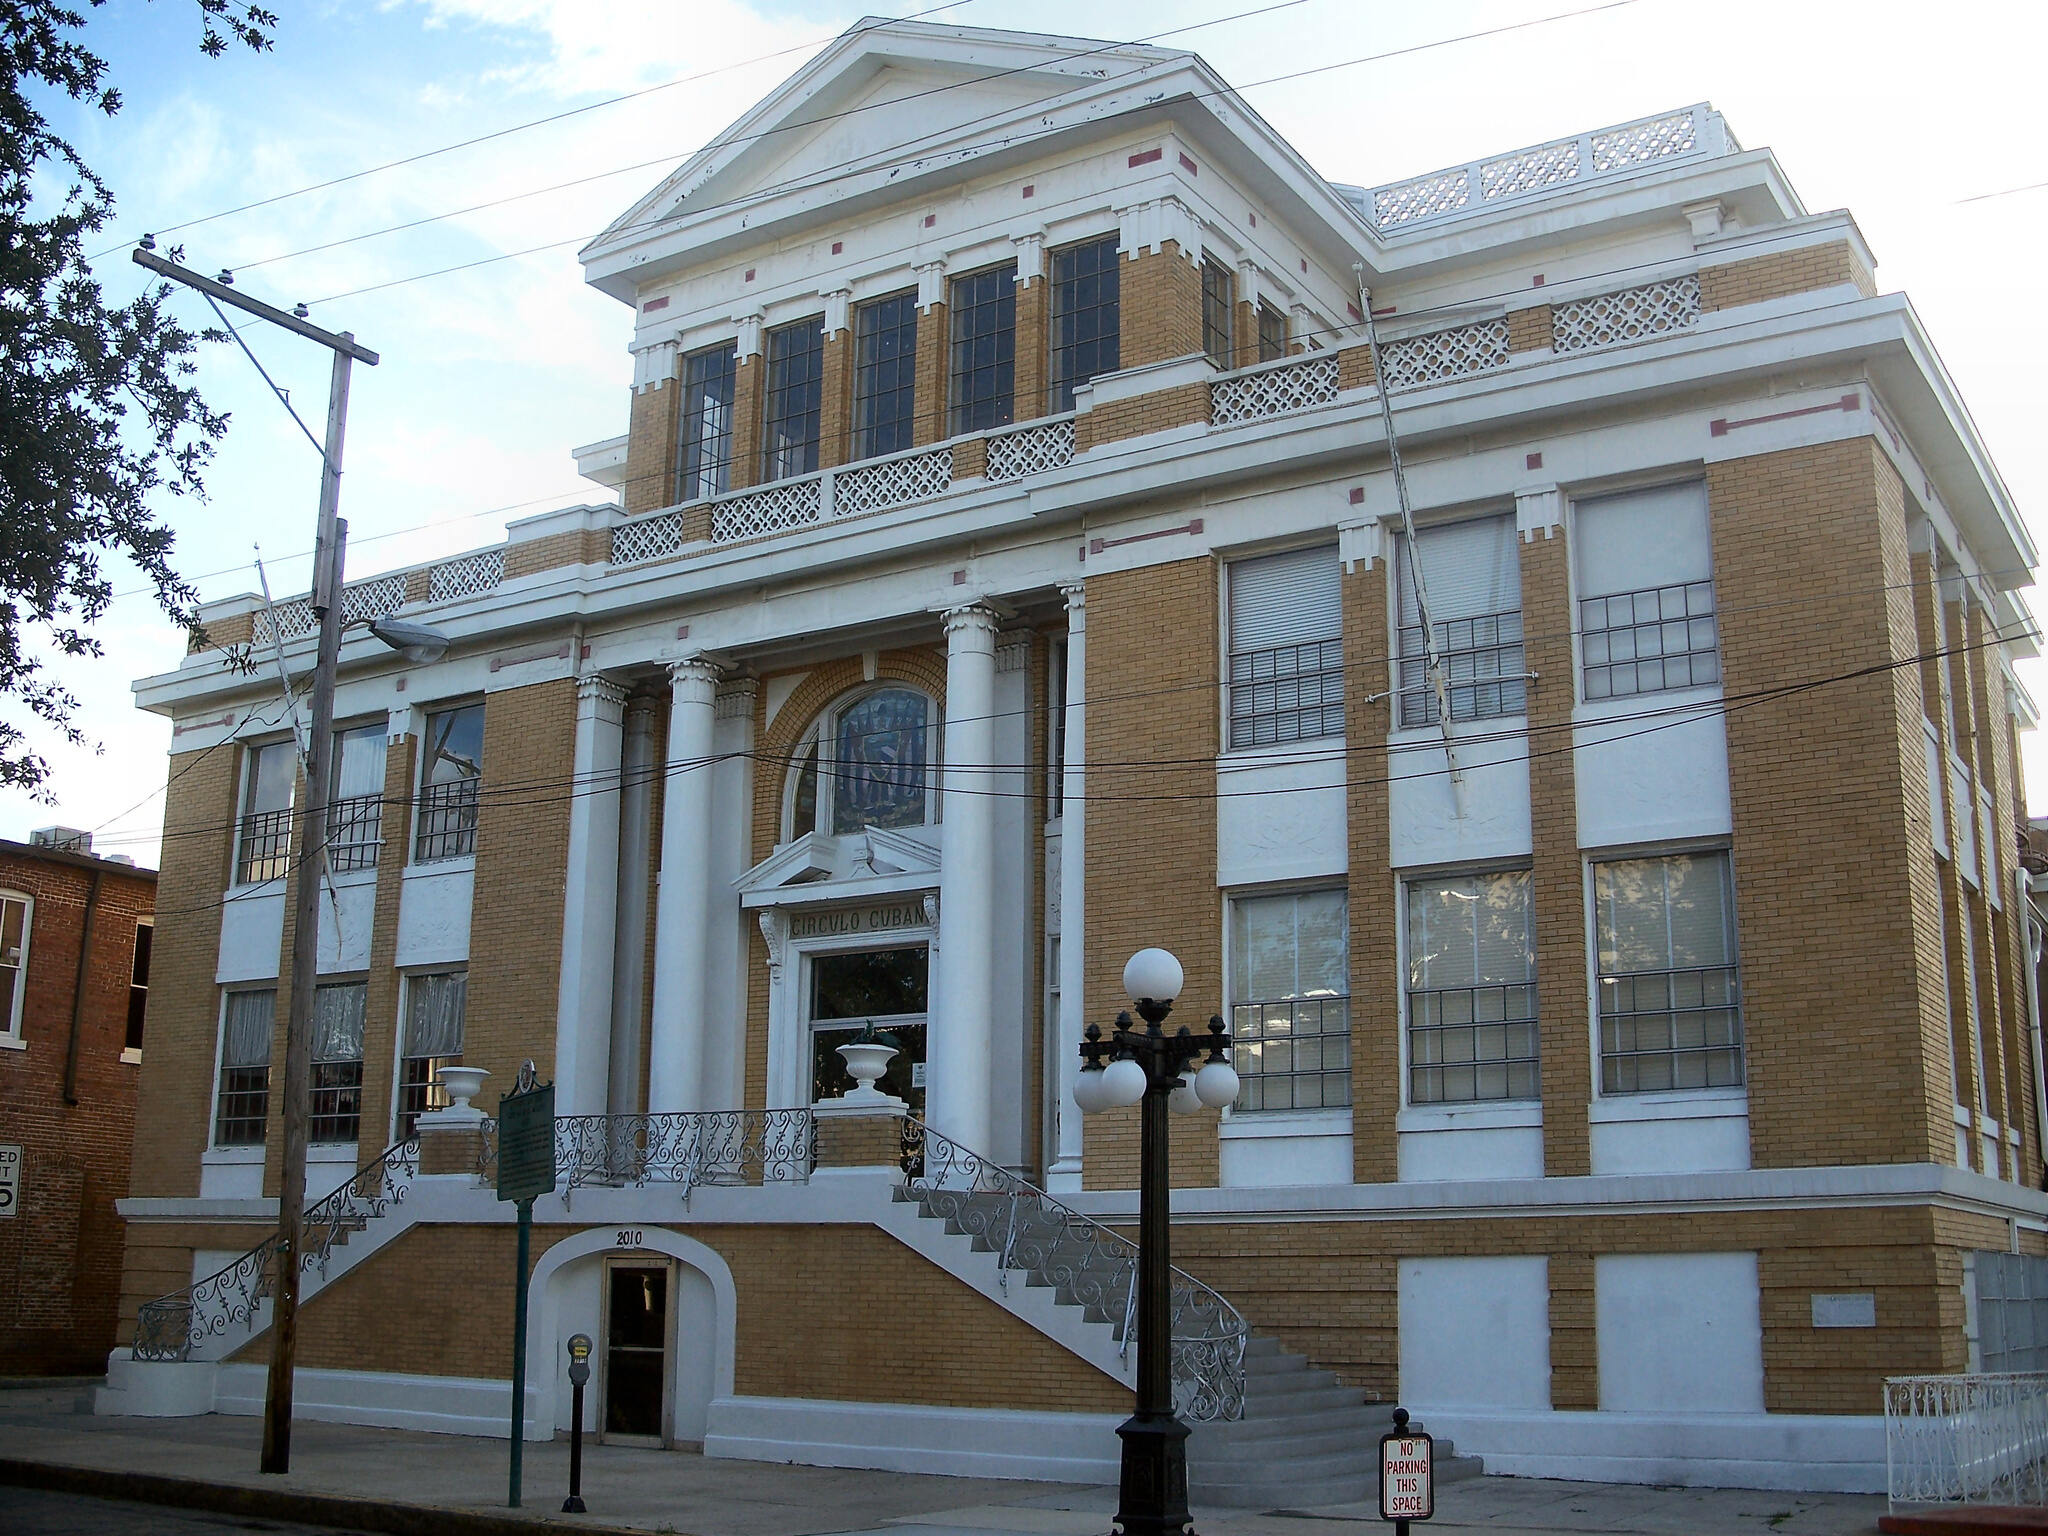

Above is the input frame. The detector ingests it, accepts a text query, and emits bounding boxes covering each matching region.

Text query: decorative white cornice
[823,287,852,336]
[1515,485,1564,542]
[1338,518,1383,574]
[915,260,948,311]
[669,656,723,702]
[735,311,765,359]
[942,602,1002,646]
[1116,196,1199,261]
[1012,232,1045,285]
[995,630,1031,674]
[578,674,631,716]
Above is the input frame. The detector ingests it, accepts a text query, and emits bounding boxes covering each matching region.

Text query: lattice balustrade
[1210,356,1341,426]
[1371,168,1471,227]
[1479,139,1581,200]
[985,419,1076,482]
[1377,319,1510,391]
[710,478,823,543]
[427,549,503,603]
[610,510,688,566]
[1592,108,1699,171]
[1551,274,1701,353]
[834,447,953,519]
[1367,106,1718,231]
[254,572,405,646]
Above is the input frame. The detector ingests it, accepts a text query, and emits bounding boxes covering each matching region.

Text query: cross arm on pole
[131,247,380,365]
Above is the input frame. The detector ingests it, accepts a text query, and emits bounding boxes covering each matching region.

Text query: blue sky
[10,0,2048,861]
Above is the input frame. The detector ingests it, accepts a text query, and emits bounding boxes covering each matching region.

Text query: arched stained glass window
[783,686,940,842]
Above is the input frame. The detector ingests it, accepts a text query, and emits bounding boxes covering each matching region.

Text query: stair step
[1236,1382,1366,1414]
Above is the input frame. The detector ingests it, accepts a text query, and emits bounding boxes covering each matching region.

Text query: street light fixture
[362,615,452,664]
[1074,947,1238,1536]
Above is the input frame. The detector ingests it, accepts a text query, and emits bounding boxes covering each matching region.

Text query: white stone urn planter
[837,1034,899,1104]
[434,1065,490,1120]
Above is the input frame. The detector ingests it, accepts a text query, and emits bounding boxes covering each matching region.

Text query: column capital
[1514,484,1564,542]
[715,678,760,721]
[735,311,765,359]
[1059,581,1086,626]
[1013,231,1046,284]
[942,601,1002,645]
[578,674,630,714]
[823,287,853,336]
[915,260,947,311]
[669,655,723,701]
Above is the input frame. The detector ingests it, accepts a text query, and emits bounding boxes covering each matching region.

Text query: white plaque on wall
[1810,1292,1876,1329]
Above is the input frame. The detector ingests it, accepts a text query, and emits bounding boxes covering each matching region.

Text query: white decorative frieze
[1377,318,1510,390]
[916,261,947,310]
[986,419,1075,482]
[1013,231,1045,284]
[834,447,952,518]
[612,509,690,566]
[712,479,824,542]
[735,311,765,358]
[1210,355,1340,426]
[1338,517,1383,574]
[1116,196,1199,259]
[428,549,504,604]
[1551,274,1701,353]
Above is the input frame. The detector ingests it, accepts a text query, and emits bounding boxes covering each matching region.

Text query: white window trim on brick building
[210,987,275,1152]
[1225,885,1351,1116]
[781,685,941,843]
[1572,480,1720,704]
[1225,545,1343,751]
[0,890,30,1049]
[393,968,467,1142]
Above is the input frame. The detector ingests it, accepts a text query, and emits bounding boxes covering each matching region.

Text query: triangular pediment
[586,19,1188,262]
[736,826,942,903]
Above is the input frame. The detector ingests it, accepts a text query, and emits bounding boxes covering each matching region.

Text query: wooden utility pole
[130,249,379,1474]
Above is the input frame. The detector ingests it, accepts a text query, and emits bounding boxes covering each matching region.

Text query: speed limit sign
[0,1144,21,1218]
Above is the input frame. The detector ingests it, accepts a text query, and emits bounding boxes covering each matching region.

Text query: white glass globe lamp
[1101,1056,1148,1107]
[1073,1063,1111,1115]
[1122,947,1184,1006]
[1169,1072,1202,1115]
[1195,1058,1241,1110]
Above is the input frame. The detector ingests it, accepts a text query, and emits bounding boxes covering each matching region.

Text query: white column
[1048,584,1088,1190]
[607,696,660,1117]
[553,676,626,1116]
[647,657,721,1114]
[930,602,1000,1152]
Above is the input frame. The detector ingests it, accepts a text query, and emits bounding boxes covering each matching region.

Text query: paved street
[1,1486,356,1535]
[0,1380,1890,1535]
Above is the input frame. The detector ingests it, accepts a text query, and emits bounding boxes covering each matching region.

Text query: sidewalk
[0,1381,1888,1536]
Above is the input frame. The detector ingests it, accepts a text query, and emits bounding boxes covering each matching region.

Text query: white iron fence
[1886,1373,2048,1510]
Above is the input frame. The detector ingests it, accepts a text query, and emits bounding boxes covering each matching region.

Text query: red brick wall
[0,845,155,1372]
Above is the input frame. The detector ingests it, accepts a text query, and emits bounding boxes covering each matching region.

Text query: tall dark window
[762,318,824,482]
[214,989,273,1147]
[126,919,152,1054]
[308,981,365,1144]
[1049,236,1120,413]
[949,264,1016,435]
[853,292,917,460]
[1258,303,1288,362]
[1202,257,1235,368]
[416,703,483,864]
[678,343,736,502]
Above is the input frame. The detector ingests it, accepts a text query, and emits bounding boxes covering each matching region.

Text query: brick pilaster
[1120,242,1202,369]
[729,355,764,490]
[1080,557,1222,1191]
[1345,551,1399,1184]
[819,326,853,470]
[622,378,678,516]
[1013,277,1046,420]
[1548,1250,1597,1409]
[358,730,416,1150]
[1520,512,1590,1178]
[913,300,949,446]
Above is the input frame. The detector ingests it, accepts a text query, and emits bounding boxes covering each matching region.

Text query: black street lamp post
[1075,948,1239,1536]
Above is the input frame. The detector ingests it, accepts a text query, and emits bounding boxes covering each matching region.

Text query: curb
[0,1457,672,1536]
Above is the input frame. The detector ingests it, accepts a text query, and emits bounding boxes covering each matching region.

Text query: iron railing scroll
[1886,1373,2048,1511]
[901,1118,1247,1422]
[475,1108,816,1205]
[132,1135,421,1362]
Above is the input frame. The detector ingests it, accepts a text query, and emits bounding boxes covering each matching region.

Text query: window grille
[1049,236,1120,413]
[325,722,385,872]
[1202,257,1234,368]
[1230,889,1350,1112]
[308,981,365,1144]
[678,343,737,502]
[415,703,483,863]
[763,318,824,482]
[853,293,917,461]
[1227,546,1343,748]
[397,970,466,1141]
[236,739,297,884]
[1594,852,1743,1093]
[1258,303,1288,363]
[1581,582,1719,699]
[949,264,1016,434]
[214,989,274,1146]
[1396,515,1525,726]
[1406,871,1538,1103]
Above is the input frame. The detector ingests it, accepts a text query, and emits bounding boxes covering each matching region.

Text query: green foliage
[0,0,275,794]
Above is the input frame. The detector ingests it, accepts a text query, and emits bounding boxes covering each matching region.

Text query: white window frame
[233,736,298,888]
[1224,543,1345,752]
[0,890,32,1049]
[781,685,942,844]
[211,986,276,1151]
[1224,884,1352,1116]
[392,968,468,1143]
[414,700,485,866]
[1401,865,1539,1108]
[1569,479,1720,705]
[1392,512,1526,728]
[1586,844,1746,1101]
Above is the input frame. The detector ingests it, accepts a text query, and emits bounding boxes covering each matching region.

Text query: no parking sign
[1380,1407,1433,1529]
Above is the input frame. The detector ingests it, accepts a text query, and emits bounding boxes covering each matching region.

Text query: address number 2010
[614,1229,644,1248]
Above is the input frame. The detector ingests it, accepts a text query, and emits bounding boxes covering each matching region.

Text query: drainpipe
[63,867,104,1106]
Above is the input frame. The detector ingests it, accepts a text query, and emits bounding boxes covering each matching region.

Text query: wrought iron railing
[132,1135,421,1362]
[1887,1374,2048,1510]
[473,1108,816,1205]
[901,1118,1247,1422]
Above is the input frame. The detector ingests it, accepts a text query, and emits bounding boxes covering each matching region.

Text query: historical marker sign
[496,1082,556,1204]
[1380,1423,1433,1523]
[0,1144,20,1218]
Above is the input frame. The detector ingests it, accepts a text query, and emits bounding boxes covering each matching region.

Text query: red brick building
[0,834,154,1374]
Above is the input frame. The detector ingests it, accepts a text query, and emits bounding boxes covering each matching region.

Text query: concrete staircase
[894,1180,1483,1508]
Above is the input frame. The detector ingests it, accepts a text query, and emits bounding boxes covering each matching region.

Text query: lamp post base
[1113,1410,1193,1536]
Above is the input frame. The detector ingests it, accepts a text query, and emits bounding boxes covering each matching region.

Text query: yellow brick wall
[819,327,853,471]
[1121,243,1202,369]
[1014,276,1047,419]
[1345,556,1400,1183]
[115,1220,274,1347]
[1507,305,1554,353]
[1521,526,1592,1176]
[623,379,677,516]
[913,300,949,446]
[359,734,417,1151]
[1699,240,1877,312]
[1080,558,1222,1191]
[951,436,988,481]
[467,677,579,1103]
[504,529,606,580]
[1337,343,1375,392]
[729,355,764,491]
[128,745,239,1200]
[1709,441,1953,1167]
[1076,382,1209,451]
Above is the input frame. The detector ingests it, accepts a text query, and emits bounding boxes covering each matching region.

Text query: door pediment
[737,826,941,908]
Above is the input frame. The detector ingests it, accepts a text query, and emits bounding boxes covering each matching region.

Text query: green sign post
[496,1063,555,1509]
